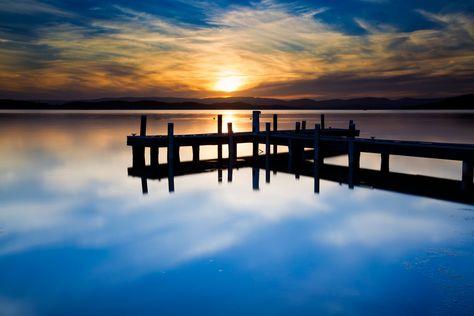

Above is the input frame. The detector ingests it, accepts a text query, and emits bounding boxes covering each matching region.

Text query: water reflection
[0,112,473,315]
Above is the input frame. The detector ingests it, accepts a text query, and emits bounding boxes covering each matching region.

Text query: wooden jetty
[127,111,474,199]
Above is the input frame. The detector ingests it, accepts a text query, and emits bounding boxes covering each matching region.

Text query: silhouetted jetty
[127,111,474,201]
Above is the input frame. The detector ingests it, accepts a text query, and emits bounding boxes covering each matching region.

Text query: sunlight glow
[214,76,244,92]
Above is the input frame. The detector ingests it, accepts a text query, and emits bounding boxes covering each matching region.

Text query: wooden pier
[127,111,474,198]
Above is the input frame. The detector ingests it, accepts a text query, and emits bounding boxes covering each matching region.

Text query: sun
[214,76,243,93]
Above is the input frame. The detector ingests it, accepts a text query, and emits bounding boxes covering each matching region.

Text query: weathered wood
[168,123,175,193]
[349,120,355,133]
[132,146,145,168]
[129,114,474,188]
[167,123,174,164]
[252,111,261,133]
[192,144,200,163]
[348,138,360,188]
[381,152,389,173]
[265,123,271,157]
[288,138,294,171]
[462,160,473,190]
[314,124,321,193]
[151,147,159,166]
[228,122,235,162]
[252,111,261,157]
[228,123,234,183]
[265,122,271,183]
[218,114,223,161]
[273,114,278,155]
[140,115,147,136]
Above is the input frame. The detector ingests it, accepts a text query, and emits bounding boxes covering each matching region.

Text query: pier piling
[218,114,223,161]
[252,111,261,157]
[381,152,389,173]
[314,124,321,193]
[192,144,200,163]
[140,115,147,136]
[462,160,473,190]
[228,122,235,162]
[167,123,174,164]
[273,114,278,155]
[151,147,159,166]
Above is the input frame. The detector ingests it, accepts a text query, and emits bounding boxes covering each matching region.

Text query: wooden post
[228,122,234,183]
[140,115,147,136]
[228,122,235,163]
[321,114,325,129]
[167,122,175,193]
[462,160,473,190]
[349,120,356,135]
[295,122,301,133]
[217,114,223,160]
[192,144,200,163]
[252,111,261,133]
[314,124,321,193]
[167,123,174,164]
[151,147,159,166]
[273,114,278,155]
[265,122,271,183]
[174,146,180,163]
[301,121,306,130]
[252,111,261,157]
[348,138,360,189]
[132,146,145,168]
[381,152,389,173]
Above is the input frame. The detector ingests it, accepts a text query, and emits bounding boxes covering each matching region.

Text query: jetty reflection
[127,112,474,204]
[128,152,474,204]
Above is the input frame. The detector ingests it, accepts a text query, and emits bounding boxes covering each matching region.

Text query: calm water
[0,111,473,315]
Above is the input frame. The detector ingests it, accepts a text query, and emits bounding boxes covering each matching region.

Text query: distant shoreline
[1,94,472,111]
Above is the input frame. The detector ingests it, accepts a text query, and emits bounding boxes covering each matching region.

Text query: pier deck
[127,112,474,193]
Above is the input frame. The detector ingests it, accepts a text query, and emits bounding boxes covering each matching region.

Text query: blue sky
[0,0,473,99]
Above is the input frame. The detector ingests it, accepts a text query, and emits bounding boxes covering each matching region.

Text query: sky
[0,0,473,100]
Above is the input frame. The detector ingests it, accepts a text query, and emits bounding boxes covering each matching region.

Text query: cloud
[0,0,73,17]
[317,212,454,248]
[0,1,472,98]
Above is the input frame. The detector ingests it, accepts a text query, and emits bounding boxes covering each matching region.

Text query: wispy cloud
[0,0,73,17]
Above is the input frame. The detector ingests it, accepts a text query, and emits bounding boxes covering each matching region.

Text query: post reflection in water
[129,148,474,205]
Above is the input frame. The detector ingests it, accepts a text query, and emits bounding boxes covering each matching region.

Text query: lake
[0,111,473,315]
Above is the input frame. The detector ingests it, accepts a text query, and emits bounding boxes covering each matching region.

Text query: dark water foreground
[0,111,473,315]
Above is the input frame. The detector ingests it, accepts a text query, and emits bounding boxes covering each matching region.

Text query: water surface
[0,111,473,315]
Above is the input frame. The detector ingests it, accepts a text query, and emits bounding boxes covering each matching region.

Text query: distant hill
[0,94,472,110]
